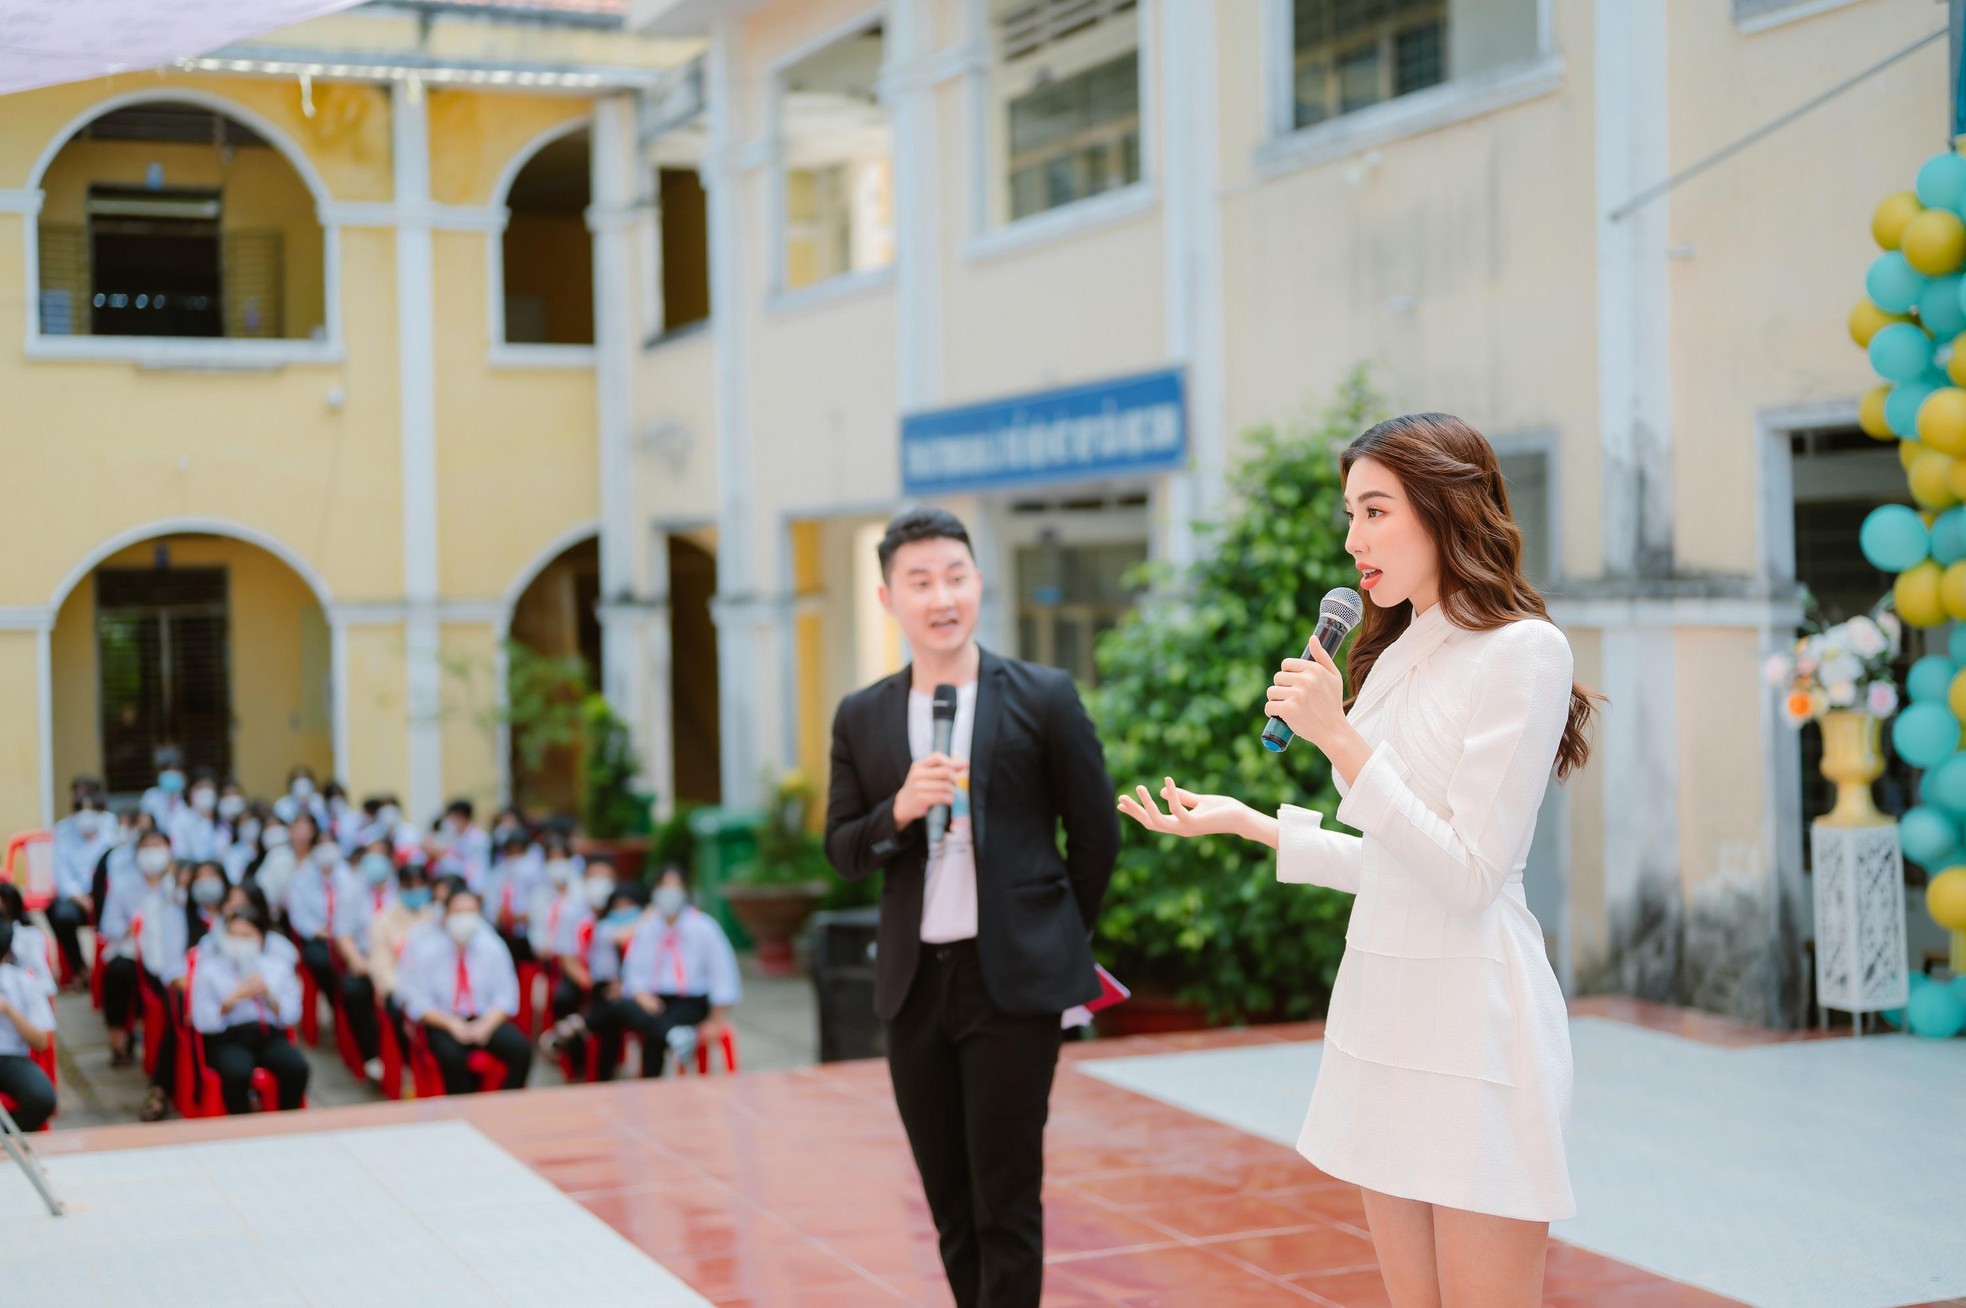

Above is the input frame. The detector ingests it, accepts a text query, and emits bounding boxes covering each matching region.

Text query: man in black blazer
[825,507,1119,1308]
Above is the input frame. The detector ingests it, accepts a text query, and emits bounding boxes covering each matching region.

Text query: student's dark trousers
[425,1020,532,1094]
[203,1024,309,1113]
[621,993,710,1077]
[0,1053,56,1130]
[886,939,1062,1308]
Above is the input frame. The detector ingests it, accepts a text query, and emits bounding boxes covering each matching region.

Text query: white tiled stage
[1079,1017,1966,1308]
[2,1121,713,1307]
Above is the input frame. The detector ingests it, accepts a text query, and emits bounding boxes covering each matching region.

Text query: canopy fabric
[0,0,367,97]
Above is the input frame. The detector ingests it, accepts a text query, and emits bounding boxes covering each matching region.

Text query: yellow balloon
[1902,437,1929,470]
[1874,191,1924,250]
[1904,209,1966,276]
[1921,387,1966,454]
[1951,336,1966,387]
[1859,384,1894,439]
[1850,300,1908,348]
[1899,560,1948,626]
[1909,448,1960,508]
[1949,668,1966,722]
[1940,561,1966,619]
[1929,867,1966,931]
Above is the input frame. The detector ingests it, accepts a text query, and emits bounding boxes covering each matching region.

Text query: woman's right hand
[1117,778,1256,841]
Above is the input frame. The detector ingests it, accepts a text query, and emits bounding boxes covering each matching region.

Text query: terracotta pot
[722,882,829,976]
[573,836,651,885]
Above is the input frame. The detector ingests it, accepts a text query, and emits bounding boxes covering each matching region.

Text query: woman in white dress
[1118,413,1599,1308]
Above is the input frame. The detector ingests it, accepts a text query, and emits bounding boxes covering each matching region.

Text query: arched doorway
[35,98,328,342]
[499,126,593,347]
[506,535,601,813]
[669,534,721,807]
[51,531,334,800]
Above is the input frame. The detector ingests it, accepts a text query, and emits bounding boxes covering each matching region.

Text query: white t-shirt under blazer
[1276,602,1577,1222]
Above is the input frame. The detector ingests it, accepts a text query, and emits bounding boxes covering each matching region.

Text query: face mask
[604,907,640,930]
[190,788,217,815]
[272,796,299,824]
[218,795,246,821]
[654,885,688,919]
[137,847,172,877]
[291,777,315,800]
[262,826,290,850]
[159,770,186,794]
[584,879,614,911]
[311,843,339,869]
[399,886,433,912]
[328,797,349,817]
[192,879,225,907]
[238,820,261,846]
[76,811,101,837]
[361,853,393,886]
[545,858,574,887]
[219,933,258,966]
[445,911,483,946]
[378,805,400,828]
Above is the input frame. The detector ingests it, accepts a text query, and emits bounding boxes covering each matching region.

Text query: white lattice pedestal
[1810,820,1908,1034]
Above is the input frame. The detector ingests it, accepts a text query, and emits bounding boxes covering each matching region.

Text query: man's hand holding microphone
[893,754,966,834]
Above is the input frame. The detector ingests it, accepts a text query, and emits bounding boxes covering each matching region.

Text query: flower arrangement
[1763,604,1902,725]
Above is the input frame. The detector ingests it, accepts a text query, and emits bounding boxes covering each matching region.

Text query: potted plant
[496,640,589,817]
[1086,371,1384,1033]
[575,694,656,882]
[722,770,832,976]
[1762,598,1903,827]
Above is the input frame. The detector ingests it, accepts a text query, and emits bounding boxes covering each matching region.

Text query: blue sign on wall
[901,367,1187,496]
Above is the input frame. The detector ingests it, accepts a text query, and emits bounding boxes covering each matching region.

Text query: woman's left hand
[1266,642,1347,747]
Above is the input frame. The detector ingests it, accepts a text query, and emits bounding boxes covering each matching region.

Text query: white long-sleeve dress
[1277,602,1576,1221]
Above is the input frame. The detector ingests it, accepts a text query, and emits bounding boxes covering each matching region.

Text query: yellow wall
[48,536,334,798]
[439,622,503,812]
[0,636,41,836]
[339,623,409,803]
[1675,627,1767,896]
[39,137,327,339]
[428,91,590,208]
[633,326,719,546]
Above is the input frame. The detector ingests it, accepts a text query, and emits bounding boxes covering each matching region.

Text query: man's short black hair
[877,507,973,580]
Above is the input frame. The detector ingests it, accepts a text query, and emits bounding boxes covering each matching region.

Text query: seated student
[481,834,544,968]
[282,814,347,1002]
[399,880,532,1093]
[210,882,290,960]
[253,815,298,918]
[560,875,647,1081]
[428,800,492,890]
[221,799,266,887]
[620,866,741,1078]
[333,841,394,1081]
[168,771,225,863]
[0,916,57,1132]
[528,845,593,1050]
[49,776,115,985]
[275,764,329,832]
[370,860,437,1054]
[134,857,197,1121]
[0,883,58,1000]
[100,829,172,1068]
[140,750,187,830]
[189,908,309,1113]
[323,781,362,853]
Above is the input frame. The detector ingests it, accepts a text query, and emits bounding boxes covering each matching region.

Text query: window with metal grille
[1292,0,1449,129]
[998,0,1136,61]
[1006,53,1140,221]
[95,568,231,794]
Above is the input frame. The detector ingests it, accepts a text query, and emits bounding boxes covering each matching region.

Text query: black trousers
[47,897,89,979]
[298,936,335,1001]
[203,1024,309,1113]
[584,995,642,1081]
[622,994,711,1078]
[425,1020,532,1094]
[102,955,138,1030]
[549,977,586,1023]
[887,939,1062,1308]
[339,974,379,1061]
[0,1053,56,1130]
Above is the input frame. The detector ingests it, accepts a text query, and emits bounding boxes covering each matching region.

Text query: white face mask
[262,826,290,850]
[378,806,400,828]
[291,777,315,800]
[546,858,574,887]
[311,843,339,868]
[328,796,348,816]
[583,878,614,912]
[76,811,103,837]
[136,847,171,877]
[238,820,262,846]
[445,911,483,946]
[190,788,217,814]
[654,885,688,920]
[219,933,259,966]
[217,795,246,821]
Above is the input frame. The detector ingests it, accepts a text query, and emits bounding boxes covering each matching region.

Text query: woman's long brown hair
[1340,413,1601,781]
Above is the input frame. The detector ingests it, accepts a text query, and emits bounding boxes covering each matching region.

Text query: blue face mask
[605,907,640,929]
[361,854,393,886]
[159,771,186,794]
[399,886,433,911]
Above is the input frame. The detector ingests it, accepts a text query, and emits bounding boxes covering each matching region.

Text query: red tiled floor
[35,1010,1762,1307]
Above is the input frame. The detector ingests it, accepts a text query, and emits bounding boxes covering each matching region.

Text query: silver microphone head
[1320,587,1365,634]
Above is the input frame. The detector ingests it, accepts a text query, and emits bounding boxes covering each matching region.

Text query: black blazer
[824,648,1120,1021]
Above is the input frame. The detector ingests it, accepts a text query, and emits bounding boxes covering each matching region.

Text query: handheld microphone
[927,683,958,847]
[1262,587,1365,753]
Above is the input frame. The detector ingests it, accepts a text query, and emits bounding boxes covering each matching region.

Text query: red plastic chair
[178,955,307,1118]
[374,1000,404,1101]
[682,1025,740,1076]
[4,831,55,912]
[295,954,321,1047]
[405,1022,505,1098]
[89,935,105,1010]
[515,960,547,1036]
[0,1037,59,1133]
[139,981,168,1080]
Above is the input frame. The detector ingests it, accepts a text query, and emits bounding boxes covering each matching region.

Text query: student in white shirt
[133,856,195,1120]
[139,752,187,829]
[528,845,592,1041]
[399,879,532,1093]
[0,918,56,1132]
[619,866,741,1077]
[428,800,493,889]
[0,884,57,1000]
[190,907,309,1113]
[335,840,394,1080]
[168,770,226,863]
[48,776,114,984]
[100,828,172,1067]
[563,873,646,1080]
[253,817,298,918]
[482,834,544,968]
[282,814,344,996]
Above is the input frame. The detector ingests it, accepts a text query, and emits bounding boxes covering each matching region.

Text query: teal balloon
[1917,152,1966,211]
[1907,983,1966,1038]
[1860,504,1930,570]
[1894,704,1961,767]
[1921,275,1966,337]
[1869,252,1930,314]
[1881,1005,1906,1029]
[1871,322,1936,382]
[1887,380,1941,436]
[1900,805,1959,865]
[1910,970,1936,991]
[1927,753,1966,814]
[1908,654,1958,703]
[1933,508,1966,566]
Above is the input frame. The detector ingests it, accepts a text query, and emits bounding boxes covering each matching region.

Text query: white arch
[28,87,333,208]
[490,116,592,212]
[49,516,336,613]
[495,520,601,638]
